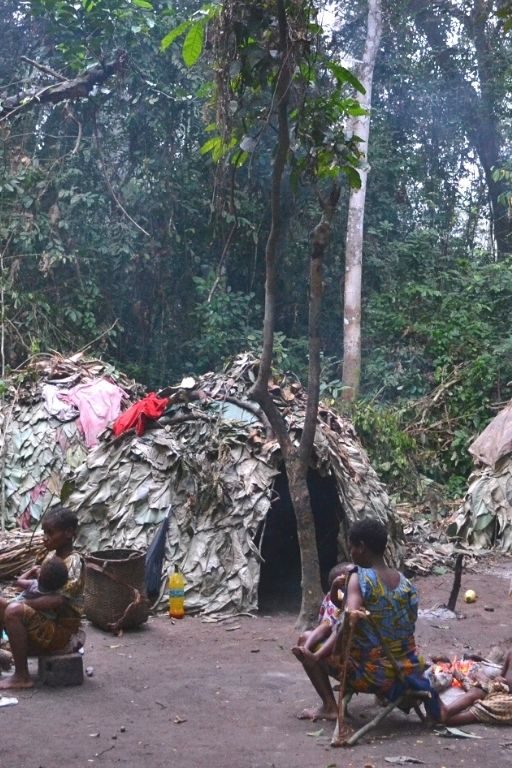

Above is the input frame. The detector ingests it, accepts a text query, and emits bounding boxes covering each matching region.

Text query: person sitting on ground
[14,557,69,617]
[439,649,512,726]
[0,506,84,690]
[293,517,439,723]
[293,562,355,666]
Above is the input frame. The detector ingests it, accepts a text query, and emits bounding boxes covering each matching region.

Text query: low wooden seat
[330,610,431,747]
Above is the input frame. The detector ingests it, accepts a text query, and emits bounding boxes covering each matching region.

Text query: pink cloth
[58,379,127,447]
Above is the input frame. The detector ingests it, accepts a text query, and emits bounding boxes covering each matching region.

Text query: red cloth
[112,393,169,437]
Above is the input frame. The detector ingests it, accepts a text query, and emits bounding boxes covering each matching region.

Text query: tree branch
[20,56,67,82]
[0,51,127,122]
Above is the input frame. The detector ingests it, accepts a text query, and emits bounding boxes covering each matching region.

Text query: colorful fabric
[318,595,341,627]
[14,580,59,619]
[112,393,170,437]
[469,685,512,724]
[340,568,437,714]
[59,378,127,447]
[15,550,84,652]
[46,550,85,620]
[20,603,78,652]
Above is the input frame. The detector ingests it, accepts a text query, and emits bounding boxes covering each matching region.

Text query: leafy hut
[68,354,401,614]
[449,401,512,552]
[0,354,142,532]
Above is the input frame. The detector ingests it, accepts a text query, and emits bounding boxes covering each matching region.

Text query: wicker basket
[84,549,149,633]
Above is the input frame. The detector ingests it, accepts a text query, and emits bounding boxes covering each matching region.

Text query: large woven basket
[84,549,149,633]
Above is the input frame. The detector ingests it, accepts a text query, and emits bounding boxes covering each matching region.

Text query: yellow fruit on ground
[464,589,477,603]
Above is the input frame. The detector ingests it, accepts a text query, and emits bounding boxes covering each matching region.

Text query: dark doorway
[256,467,343,613]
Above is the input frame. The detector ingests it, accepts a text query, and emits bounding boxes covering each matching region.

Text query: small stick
[447,553,464,612]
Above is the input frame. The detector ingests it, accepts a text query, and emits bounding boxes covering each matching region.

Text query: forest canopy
[0,0,511,499]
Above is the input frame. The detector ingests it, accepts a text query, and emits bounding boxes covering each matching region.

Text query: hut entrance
[256,468,342,613]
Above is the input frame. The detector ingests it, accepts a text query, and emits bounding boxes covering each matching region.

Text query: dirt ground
[3,553,512,768]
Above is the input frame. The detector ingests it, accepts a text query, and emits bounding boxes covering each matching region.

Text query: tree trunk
[341,0,383,401]
[248,1,341,630]
[252,183,340,630]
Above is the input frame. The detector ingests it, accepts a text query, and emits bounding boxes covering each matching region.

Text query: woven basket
[84,549,149,633]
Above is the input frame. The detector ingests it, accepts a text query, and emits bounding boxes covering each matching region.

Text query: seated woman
[0,506,84,689]
[293,517,439,722]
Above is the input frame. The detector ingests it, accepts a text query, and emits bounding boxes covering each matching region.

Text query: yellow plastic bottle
[168,565,185,619]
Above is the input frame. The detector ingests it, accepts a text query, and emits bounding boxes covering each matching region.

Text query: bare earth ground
[3,553,512,768]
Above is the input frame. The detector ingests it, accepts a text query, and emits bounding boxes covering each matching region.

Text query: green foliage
[185,274,261,372]
[361,256,512,495]
[497,2,512,32]
[162,1,365,186]
[2,0,512,508]
[31,0,157,68]
[160,4,218,65]
[351,400,419,499]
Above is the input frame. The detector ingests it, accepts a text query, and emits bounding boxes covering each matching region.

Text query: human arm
[15,565,40,587]
[15,578,36,591]
[22,593,67,613]
[303,621,331,652]
[311,626,338,660]
[345,570,363,612]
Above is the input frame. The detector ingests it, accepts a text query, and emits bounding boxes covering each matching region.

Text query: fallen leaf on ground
[306,728,324,737]
[0,697,18,707]
[174,715,187,724]
[433,726,482,739]
[384,757,425,764]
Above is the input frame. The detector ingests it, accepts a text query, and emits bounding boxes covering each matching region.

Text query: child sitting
[292,562,355,700]
[14,557,69,619]
[0,506,84,690]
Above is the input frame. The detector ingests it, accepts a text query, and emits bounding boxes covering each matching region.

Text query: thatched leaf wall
[0,355,143,531]
[69,354,401,615]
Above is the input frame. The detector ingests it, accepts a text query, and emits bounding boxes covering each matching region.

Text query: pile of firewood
[0,530,46,579]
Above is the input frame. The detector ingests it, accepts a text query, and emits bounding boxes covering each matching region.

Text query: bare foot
[0,674,33,690]
[291,646,315,663]
[297,706,338,721]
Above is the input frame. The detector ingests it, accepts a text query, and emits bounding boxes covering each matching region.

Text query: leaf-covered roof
[69,353,401,614]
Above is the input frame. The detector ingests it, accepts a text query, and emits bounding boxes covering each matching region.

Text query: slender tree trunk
[341,0,382,401]
[248,0,341,629]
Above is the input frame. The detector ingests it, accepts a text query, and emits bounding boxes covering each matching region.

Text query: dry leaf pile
[0,352,144,530]
[396,503,479,576]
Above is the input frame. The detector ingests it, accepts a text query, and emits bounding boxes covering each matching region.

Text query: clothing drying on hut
[67,353,402,616]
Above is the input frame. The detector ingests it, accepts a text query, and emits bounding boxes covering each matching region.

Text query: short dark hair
[349,518,388,555]
[38,557,68,592]
[328,562,353,585]
[43,506,78,533]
